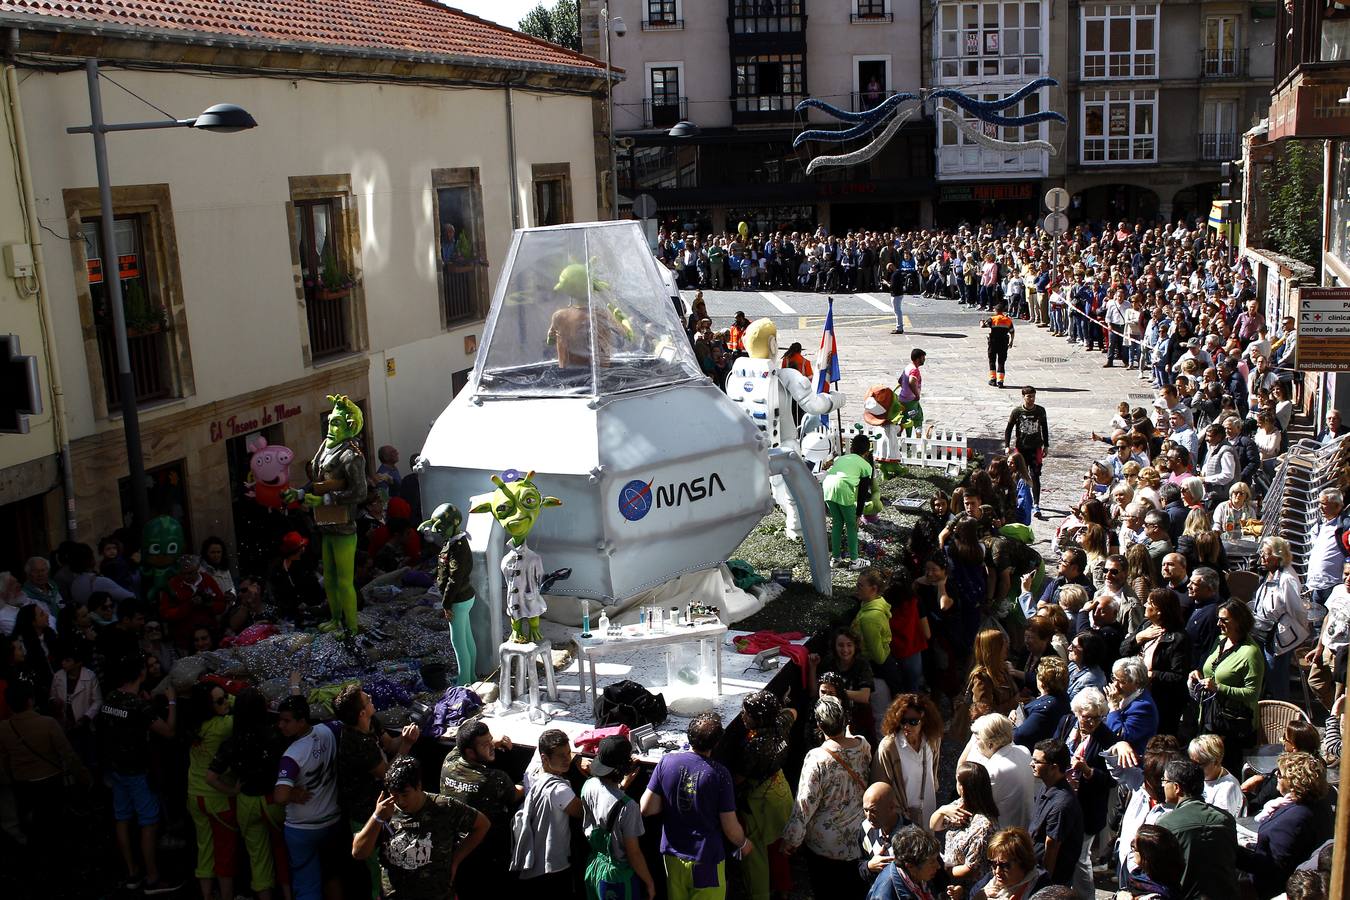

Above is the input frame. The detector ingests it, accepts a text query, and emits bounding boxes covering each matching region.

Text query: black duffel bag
[594,679,667,729]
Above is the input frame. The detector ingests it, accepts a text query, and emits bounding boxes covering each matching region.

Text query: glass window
[1082,4,1158,79]
[1081,88,1156,163]
[935,1,1046,83]
[1203,16,1239,74]
[733,54,804,111]
[646,0,677,24]
[436,185,486,324]
[1331,141,1350,267]
[474,223,702,399]
[81,214,174,409]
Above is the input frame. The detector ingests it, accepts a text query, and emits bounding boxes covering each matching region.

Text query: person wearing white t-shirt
[1305,559,1350,710]
[1188,734,1244,818]
[275,694,344,900]
[957,713,1034,830]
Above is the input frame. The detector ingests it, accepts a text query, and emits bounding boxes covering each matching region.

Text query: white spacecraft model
[418,222,831,677]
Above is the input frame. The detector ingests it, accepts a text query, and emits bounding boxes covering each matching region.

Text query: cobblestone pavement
[689,287,1152,548]
[694,289,1133,897]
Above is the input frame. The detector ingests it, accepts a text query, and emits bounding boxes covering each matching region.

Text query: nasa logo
[618,479,654,522]
[617,473,727,522]
[742,382,754,393]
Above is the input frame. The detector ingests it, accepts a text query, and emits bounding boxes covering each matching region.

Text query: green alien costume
[420,503,478,685]
[289,395,368,633]
[469,469,561,644]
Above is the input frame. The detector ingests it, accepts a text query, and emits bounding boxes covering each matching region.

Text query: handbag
[1198,692,1253,742]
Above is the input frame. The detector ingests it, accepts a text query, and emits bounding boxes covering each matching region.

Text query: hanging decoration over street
[793,77,1065,173]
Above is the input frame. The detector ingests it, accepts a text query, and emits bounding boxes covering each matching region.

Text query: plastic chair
[1257,699,1308,745]
[1226,570,1261,605]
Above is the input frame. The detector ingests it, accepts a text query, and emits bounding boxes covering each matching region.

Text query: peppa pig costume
[245,436,296,509]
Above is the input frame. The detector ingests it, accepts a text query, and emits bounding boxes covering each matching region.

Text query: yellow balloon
[738,221,749,239]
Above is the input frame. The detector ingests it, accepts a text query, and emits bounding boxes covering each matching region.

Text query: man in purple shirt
[640,713,753,899]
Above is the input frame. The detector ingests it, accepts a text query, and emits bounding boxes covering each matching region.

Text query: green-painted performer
[286,394,367,633]
[419,503,478,685]
[468,469,561,644]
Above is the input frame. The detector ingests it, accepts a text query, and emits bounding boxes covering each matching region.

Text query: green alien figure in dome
[545,261,633,369]
[469,469,565,644]
[141,515,185,602]
[285,394,368,633]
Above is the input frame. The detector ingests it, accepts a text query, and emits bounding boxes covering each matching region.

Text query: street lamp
[668,121,701,138]
[66,59,256,532]
[601,3,625,219]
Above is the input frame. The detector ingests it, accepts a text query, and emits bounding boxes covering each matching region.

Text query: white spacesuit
[727,319,844,539]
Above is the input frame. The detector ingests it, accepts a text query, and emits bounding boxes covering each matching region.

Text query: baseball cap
[1186,337,1200,347]
[590,735,634,777]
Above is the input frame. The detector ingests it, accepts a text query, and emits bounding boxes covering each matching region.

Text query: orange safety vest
[728,325,747,352]
[781,353,813,379]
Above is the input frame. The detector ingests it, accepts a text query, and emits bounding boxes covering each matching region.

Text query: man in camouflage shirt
[353,757,488,899]
[438,719,522,896]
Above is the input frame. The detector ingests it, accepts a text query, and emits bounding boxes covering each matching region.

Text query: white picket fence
[858,423,969,473]
[900,425,969,472]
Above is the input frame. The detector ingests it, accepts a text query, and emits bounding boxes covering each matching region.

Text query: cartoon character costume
[420,503,478,685]
[286,395,367,633]
[468,469,562,644]
[727,319,844,540]
[140,515,185,601]
[244,436,297,510]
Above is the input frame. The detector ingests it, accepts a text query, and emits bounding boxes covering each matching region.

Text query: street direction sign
[1044,187,1070,212]
[1295,287,1350,371]
[1043,212,1069,235]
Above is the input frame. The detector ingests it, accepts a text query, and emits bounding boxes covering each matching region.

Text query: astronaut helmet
[800,430,833,476]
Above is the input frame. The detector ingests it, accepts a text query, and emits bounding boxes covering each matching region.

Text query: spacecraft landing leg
[768,448,832,595]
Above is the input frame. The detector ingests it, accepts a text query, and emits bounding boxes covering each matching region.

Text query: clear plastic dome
[473,221,703,398]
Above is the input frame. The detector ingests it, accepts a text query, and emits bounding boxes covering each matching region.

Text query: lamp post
[67,58,256,532]
[601,4,625,219]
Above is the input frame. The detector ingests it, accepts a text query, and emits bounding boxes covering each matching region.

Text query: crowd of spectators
[0,214,1346,900]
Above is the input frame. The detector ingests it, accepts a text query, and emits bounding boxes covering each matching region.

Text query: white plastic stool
[497,639,558,721]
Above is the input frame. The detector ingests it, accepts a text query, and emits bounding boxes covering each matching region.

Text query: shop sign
[1295,287,1350,372]
[940,183,1037,203]
[817,182,879,198]
[210,401,303,443]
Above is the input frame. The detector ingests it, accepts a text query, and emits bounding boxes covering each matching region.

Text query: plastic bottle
[638,605,647,630]
[671,606,682,627]
[596,610,610,640]
[581,599,592,639]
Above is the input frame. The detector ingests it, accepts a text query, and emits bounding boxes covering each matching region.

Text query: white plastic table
[572,620,727,708]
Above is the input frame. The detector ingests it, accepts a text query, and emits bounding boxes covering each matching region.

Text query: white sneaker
[850,558,869,571]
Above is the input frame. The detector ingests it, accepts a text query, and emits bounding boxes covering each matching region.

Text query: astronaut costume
[727,319,844,539]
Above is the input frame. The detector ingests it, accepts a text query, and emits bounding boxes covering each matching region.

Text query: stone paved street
[689,288,1152,547]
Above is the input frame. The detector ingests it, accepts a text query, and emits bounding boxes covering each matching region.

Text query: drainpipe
[5,29,78,540]
[505,81,521,229]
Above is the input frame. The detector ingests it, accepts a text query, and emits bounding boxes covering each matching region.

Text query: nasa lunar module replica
[418,221,832,686]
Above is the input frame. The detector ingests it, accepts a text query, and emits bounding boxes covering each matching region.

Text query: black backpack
[594,679,667,729]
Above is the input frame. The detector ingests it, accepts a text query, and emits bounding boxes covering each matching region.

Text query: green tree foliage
[1264,138,1324,270]
[518,1,580,52]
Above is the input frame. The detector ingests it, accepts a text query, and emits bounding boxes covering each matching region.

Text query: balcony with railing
[1269,0,1350,139]
[1199,48,1249,78]
[850,10,892,24]
[641,16,684,31]
[97,327,172,410]
[1198,132,1238,161]
[306,290,352,360]
[644,97,689,128]
[850,90,902,112]
[732,93,803,123]
[729,0,806,52]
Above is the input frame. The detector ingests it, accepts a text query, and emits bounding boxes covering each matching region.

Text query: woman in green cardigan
[1188,598,1265,773]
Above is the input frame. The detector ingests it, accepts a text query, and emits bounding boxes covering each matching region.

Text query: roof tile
[1,0,607,72]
